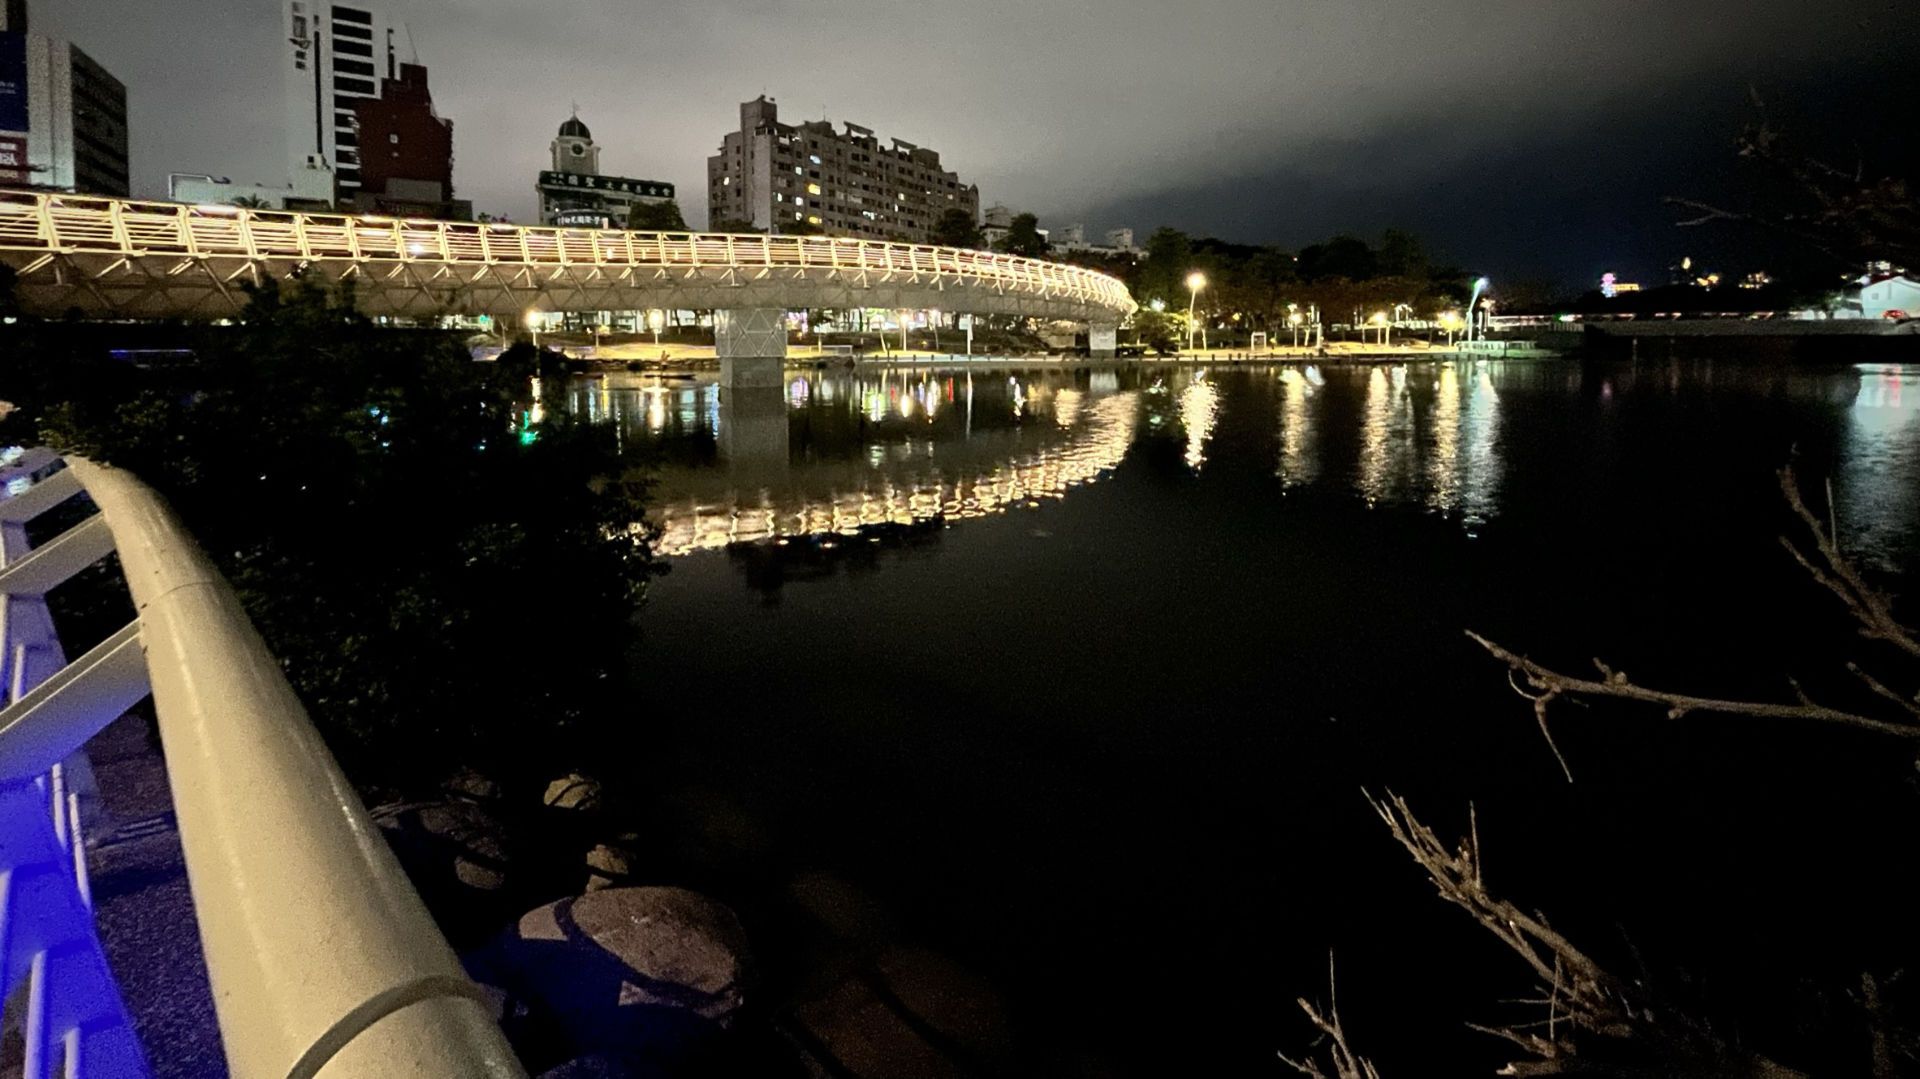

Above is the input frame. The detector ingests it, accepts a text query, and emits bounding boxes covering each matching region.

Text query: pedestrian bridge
[0,190,1135,383]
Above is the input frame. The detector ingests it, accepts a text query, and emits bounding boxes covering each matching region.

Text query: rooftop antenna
[404,19,420,64]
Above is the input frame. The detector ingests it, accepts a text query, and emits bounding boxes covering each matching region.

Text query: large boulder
[373,799,517,945]
[482,887,753,1069]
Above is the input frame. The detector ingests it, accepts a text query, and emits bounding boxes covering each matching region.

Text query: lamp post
[1185,272,1206,353]
[929,308,941,353]
[524,309,541,351]
[647,308,665,349]
[1465,277,1490,343]
[1370,311,1389,347]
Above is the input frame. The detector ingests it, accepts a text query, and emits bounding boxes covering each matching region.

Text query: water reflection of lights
[1054,388,1084,429]
[1277,367,1316,487]
[1179,374,1220,472]
[1839,364,1920,568]
[652,393,1140,555]
[1357,367,1412,506]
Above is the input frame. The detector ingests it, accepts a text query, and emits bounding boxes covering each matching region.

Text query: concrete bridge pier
[1089,320,1119,359]
[716,307,788,390]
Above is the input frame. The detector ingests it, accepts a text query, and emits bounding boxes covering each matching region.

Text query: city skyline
[23,0,1917,287]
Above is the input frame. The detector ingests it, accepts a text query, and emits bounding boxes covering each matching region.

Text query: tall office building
[0,0,128,195]
[284,1,411,200]
[706,96,979,241]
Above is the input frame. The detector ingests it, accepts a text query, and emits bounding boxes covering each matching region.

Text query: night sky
[35,0,1916,289]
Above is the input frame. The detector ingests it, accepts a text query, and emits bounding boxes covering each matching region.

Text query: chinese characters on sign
[536,171,673,199]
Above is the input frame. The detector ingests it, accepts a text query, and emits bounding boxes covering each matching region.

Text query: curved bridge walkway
[0,191,1136,385]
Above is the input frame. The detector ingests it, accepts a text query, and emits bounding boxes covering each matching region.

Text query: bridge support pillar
[716,307,788,390]
[1088,320,1119,359]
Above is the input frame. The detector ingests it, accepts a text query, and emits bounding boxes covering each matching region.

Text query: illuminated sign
[535,171,673,199]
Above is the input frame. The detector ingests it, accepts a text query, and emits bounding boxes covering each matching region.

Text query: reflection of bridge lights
[651,392,1141,555]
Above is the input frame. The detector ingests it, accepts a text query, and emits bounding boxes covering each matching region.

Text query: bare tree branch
[1278,955,1383,1079]
[1369,791,1810,1077]
[1467,629,1920,741]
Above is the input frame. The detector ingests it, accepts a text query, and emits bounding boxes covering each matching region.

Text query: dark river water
[569,360,1920,1075]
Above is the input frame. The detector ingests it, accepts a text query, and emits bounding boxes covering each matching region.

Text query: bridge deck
[0,190,1135,323]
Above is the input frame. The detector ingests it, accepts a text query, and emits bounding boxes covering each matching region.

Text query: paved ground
[85,713,227,1078]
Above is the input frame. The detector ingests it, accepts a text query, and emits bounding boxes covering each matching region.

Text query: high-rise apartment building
[0,0,129,195]
[706,96,978,241]
[284,1,411,199]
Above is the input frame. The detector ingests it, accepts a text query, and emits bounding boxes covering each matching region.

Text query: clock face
[571,144,585,156]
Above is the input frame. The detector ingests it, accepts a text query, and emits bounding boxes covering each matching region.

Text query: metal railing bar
[0,468,81,524]
[0,514,112,598]
[64,458,525,1078]
[0,621,147,779]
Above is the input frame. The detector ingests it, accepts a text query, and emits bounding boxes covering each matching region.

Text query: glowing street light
[647,308,666,348]
[1185,271,1207,352]
[1466,276,1491,342]
[1370,310,1389,347]
[524,309,542,350]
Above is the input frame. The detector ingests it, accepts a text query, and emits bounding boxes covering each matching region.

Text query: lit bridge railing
[0,451,524,1078]
[0,189,1136,323]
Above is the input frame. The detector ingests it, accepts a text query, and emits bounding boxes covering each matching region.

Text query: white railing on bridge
[0,451,524,1079]
[0,189,1136,313]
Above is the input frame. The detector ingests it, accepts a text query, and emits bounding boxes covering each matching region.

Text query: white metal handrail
[0,189,1137,314]
[0,454,526,1078]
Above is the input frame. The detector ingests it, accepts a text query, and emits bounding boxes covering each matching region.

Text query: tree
[0,276,663,797]
[1136,227,1196,308]
[1296,235,1378,282]
[997,212,1049,258]
[231,195,272,210]
[778,218,824,237]
[1375,228,1430,280]
[627,198,687,232]
[1666,95,1920,270]
[930,207,984,249]
[708,216,761,234]
[1290,467,1920,1075]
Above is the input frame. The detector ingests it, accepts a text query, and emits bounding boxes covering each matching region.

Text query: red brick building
[349,63,468,219]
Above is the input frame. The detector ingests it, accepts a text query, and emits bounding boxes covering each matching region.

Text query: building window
[333,75,376,95]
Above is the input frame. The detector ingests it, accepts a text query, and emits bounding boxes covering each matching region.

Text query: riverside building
[283,1,412,200]
[0,0,129,195]
[706,95,979,241]
[536,113,675,228]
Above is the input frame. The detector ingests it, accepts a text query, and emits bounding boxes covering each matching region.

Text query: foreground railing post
[66,459,525,1079]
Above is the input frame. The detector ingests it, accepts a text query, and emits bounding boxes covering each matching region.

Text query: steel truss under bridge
[0,190,1136,325]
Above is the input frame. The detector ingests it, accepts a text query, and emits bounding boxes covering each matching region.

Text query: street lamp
[1370,310,1389,347]
[647,308,665,349]
[1185,272,1206,352]
[524,309,541,350]
[1465,276,1490,342]
[929,308,941,352]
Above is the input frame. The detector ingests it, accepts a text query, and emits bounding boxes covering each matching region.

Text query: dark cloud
[33,0,1912,286]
